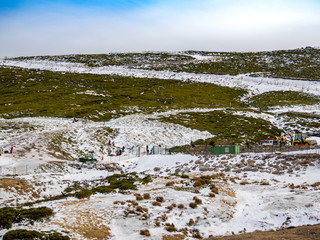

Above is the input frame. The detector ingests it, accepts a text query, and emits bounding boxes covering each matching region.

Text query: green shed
[211,145,240,155]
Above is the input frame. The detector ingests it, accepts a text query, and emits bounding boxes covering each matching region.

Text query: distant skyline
[0,0,320,57]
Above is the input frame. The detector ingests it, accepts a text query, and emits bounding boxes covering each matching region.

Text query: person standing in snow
[10,147,13,154]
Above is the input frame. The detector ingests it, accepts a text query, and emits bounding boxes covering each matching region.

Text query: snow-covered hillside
[2,59,320,97]
[1,55,320,240]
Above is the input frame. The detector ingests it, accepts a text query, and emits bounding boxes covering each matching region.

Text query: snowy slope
[2,59,320,97]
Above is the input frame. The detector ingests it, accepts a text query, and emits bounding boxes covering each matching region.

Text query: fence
[0,163,49,177]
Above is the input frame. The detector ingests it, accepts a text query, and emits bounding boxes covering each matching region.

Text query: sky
[0,0,320,57]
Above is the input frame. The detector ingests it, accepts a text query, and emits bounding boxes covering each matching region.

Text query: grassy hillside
[160,111,282,145]
[12,48,320,81]
[2,48,320,145]
[247,91,320,110]
[0,67,246,120]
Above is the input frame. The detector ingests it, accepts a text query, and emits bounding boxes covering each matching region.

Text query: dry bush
[189,202,197,209]
[140,229,151,236]
[209,193,215,198]
[188,218,195,226]
[154,167,161,172]
[191,228,202,239]
[161,214,168,222]
[194,189,200,194]
[311,182,320,188]
[193,181,202,187]
[260,181,270,185]
[179,228,188,236]
[127,200,138,206]
[143,193,151,199]
[240,180,250,185]
[152,201,162,206]
[166,203,176,211]
[136,206,148,213]
[135,194,143,201]
[230,178,237,183]
[165,223,177,232]
[289,183,295,189]
[177,204,184,209]
[166,181,175,187]
[156,196,165,202]
[113,201,125,205]
[193,196,202,204]
[210,184,219,194]
[155,220,161,227]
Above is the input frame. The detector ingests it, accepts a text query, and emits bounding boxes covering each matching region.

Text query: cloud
[0,0,320,57]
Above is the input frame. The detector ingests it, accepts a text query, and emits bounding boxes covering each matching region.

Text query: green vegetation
[12,48,320,80]
[248,91,320,110]
[24,173,153,205]
[69,173,152,199]
[0,67,246,120]
[3,229,69,240]
[160,110,282,145]
[279,112,320,131]
[0,207,53,229]
[157,48,320,81]
[13,52,194,68]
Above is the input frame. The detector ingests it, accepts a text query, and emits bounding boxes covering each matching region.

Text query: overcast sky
[0,0,320,57]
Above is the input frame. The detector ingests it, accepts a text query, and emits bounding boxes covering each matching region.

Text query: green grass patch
[160,111,282,145]
[0,67,247,120]
[13,52,194,68]
[0,207,53,229]
[248,91,320,110]
[155,48,320,80]
[3,229,69,240]
[12,48,320,80]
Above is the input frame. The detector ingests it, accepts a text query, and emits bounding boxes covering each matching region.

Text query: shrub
[152,201,161,206]
[165,181,175,186]
[74,189,92,199]
[0,207,53,229]
[240,180,250,185]
[156,196,164,202]
[210,184,219,194]
[143,193,151,199]
[165,223,177,232]
[140,229,151,236]
[188,218,195,226]
[135,194,143,201]
[93,186,114,194]
[136,206,148,213]
[189,202,197,209]
[193,181,202,187]
[209,193,216,198]
[3,230,70,240]
[161,214,168,222]
[177,204,184,209]
[166,203,176,211]
[191,228,202,239]
[127,200,138,206]
[193,196,202,205]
